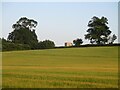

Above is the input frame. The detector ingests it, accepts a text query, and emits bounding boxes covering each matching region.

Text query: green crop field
[2,46,118,88]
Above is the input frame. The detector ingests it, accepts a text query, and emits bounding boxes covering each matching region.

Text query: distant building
[65,42,73,47]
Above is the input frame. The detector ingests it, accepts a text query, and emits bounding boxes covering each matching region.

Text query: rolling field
[2,46,118,88]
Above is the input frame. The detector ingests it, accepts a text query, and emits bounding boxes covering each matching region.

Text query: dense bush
[73,38,83,46]
[3,43,31,51]
[2,38,31,51]
[37,40,55,49]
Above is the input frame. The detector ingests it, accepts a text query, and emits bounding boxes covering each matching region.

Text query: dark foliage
[7,17,38,49]
[2,38,31,51]
[37,40,55,49]
[0,38,2,51]
[73,38,83,46]
[85,16,116,44]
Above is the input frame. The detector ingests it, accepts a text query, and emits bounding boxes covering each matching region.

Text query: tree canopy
[85,16,113,44]
[7,17,38,49]
[73,38,83,46]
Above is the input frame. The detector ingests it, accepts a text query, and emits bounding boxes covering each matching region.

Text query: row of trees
[2,38,55,51]
[73,16,117,46]
[1,16,117,51]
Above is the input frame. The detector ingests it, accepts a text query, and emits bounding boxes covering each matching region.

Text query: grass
[2,46,118,88]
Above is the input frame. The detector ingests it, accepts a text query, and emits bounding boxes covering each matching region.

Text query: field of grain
[2,46,118,88]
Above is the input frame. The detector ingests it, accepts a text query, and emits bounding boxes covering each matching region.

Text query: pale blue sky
[2,2,118,46]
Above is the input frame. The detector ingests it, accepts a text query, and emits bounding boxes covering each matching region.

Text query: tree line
[1,16,117,51]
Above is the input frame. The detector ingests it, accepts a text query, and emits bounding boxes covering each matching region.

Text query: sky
[1,1,119,46]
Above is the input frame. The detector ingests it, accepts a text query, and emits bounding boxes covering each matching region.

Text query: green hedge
[2,42,31,51]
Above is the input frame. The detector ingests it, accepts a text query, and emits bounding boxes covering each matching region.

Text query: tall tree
[85,16,112,44]
[7,17,38,49]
